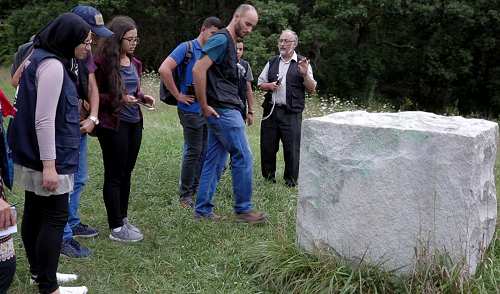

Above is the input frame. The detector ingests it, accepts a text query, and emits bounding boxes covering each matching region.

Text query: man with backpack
[158,17,223,208]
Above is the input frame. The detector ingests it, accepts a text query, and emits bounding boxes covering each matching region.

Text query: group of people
[0,3,315,293]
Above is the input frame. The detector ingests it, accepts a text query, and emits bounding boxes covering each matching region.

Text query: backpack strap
[179,40,193,85]
[183,40,193,65]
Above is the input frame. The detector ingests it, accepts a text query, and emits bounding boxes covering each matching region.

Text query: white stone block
[297,111,498,275]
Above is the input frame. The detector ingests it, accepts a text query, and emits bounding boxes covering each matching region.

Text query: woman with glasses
[7,13,92,294]
[94,16,154,243]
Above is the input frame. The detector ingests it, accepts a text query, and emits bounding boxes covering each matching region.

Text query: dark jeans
[0,256,15,294]
[177,108,207,200]
[22,191,68,294]
[260,107,302,185]
[98,120,142,229]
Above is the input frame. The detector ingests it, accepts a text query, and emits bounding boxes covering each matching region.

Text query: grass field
[0,68,498,293]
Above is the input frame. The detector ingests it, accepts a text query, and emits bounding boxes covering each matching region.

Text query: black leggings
[0,256,15,294]
[22,191,68,294]
[98,120,142,229]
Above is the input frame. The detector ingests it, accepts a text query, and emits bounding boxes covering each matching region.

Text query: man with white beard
[258,29,317,187]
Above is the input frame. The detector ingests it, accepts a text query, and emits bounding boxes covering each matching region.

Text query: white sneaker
[123,217,141,234]
[59,286,88,294]
[109,225,143,242]
[30,272,79,285]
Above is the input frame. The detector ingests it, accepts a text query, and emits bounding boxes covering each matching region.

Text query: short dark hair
[202,16,223,30]
[234,4,256,17]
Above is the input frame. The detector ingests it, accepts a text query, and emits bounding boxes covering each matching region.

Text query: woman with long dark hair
[7,13,91,294]
[94,16,154,242]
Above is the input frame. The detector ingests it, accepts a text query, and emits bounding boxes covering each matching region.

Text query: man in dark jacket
[158,17,222,209]
[192,4,267,224]
[236,41,255,125]
[258,29,317,187]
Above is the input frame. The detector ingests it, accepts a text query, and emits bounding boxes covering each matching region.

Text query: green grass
[3,70,299,293]
[0,68,15,98]
[1,69,498,293]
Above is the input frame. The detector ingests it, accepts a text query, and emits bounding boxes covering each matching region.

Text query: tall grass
[0,70,498,293]
[245,232,499,294]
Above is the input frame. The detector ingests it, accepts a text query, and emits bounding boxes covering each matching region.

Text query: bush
[0,1,74,64]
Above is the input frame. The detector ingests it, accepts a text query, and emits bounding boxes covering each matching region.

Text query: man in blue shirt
[159,17,222,208]
[192,4,267,223]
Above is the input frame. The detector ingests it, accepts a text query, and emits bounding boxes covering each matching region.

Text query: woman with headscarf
[94,16,154,243]
[7,13,92,294]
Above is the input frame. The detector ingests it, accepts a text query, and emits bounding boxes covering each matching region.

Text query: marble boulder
[297,111,498,275]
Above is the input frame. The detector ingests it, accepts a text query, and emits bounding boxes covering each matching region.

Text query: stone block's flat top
[311,111,498,137]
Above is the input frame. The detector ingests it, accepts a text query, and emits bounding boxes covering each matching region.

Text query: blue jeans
[195,108,253,216]
[63,134,88,241]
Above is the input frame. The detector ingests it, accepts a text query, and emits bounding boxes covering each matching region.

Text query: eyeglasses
[123,37,140,44]
[83,40,93,48]
[278,39,295,45]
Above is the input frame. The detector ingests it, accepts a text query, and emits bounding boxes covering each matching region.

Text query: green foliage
[0,1,76,64]
[285,0,500,115]
[243,0,299,72]
[3,0,500,115]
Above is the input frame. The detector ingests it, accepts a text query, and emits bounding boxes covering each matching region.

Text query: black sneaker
[263,176,276,183]
[72,223,99,238]
[60,238,91,258]
[285,179,297,187]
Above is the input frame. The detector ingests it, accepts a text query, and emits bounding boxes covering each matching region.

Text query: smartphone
[137,101,155,111]
[276,76,283,86]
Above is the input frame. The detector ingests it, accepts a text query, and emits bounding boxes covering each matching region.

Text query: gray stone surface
[297,111,498,275]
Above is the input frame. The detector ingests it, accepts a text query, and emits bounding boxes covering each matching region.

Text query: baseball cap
[71,5,113,38]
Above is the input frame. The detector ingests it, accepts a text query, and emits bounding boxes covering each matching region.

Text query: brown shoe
[180,197,194,209]
[235,210,268,224]
[194,212,224,222]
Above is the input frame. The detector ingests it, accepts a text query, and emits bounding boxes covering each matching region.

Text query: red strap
[0,89,16,117]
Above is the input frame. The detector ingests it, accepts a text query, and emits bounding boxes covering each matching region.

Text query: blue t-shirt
[119,64,141,123]
[168,39,203,113]
[202,34,228,65]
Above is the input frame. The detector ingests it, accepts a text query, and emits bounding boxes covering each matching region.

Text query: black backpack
[159,41,193,105]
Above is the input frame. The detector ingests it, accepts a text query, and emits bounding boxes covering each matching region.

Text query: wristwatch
[88,115,99,125]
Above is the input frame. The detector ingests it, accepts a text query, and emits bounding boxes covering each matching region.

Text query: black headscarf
[33,13,90,79]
